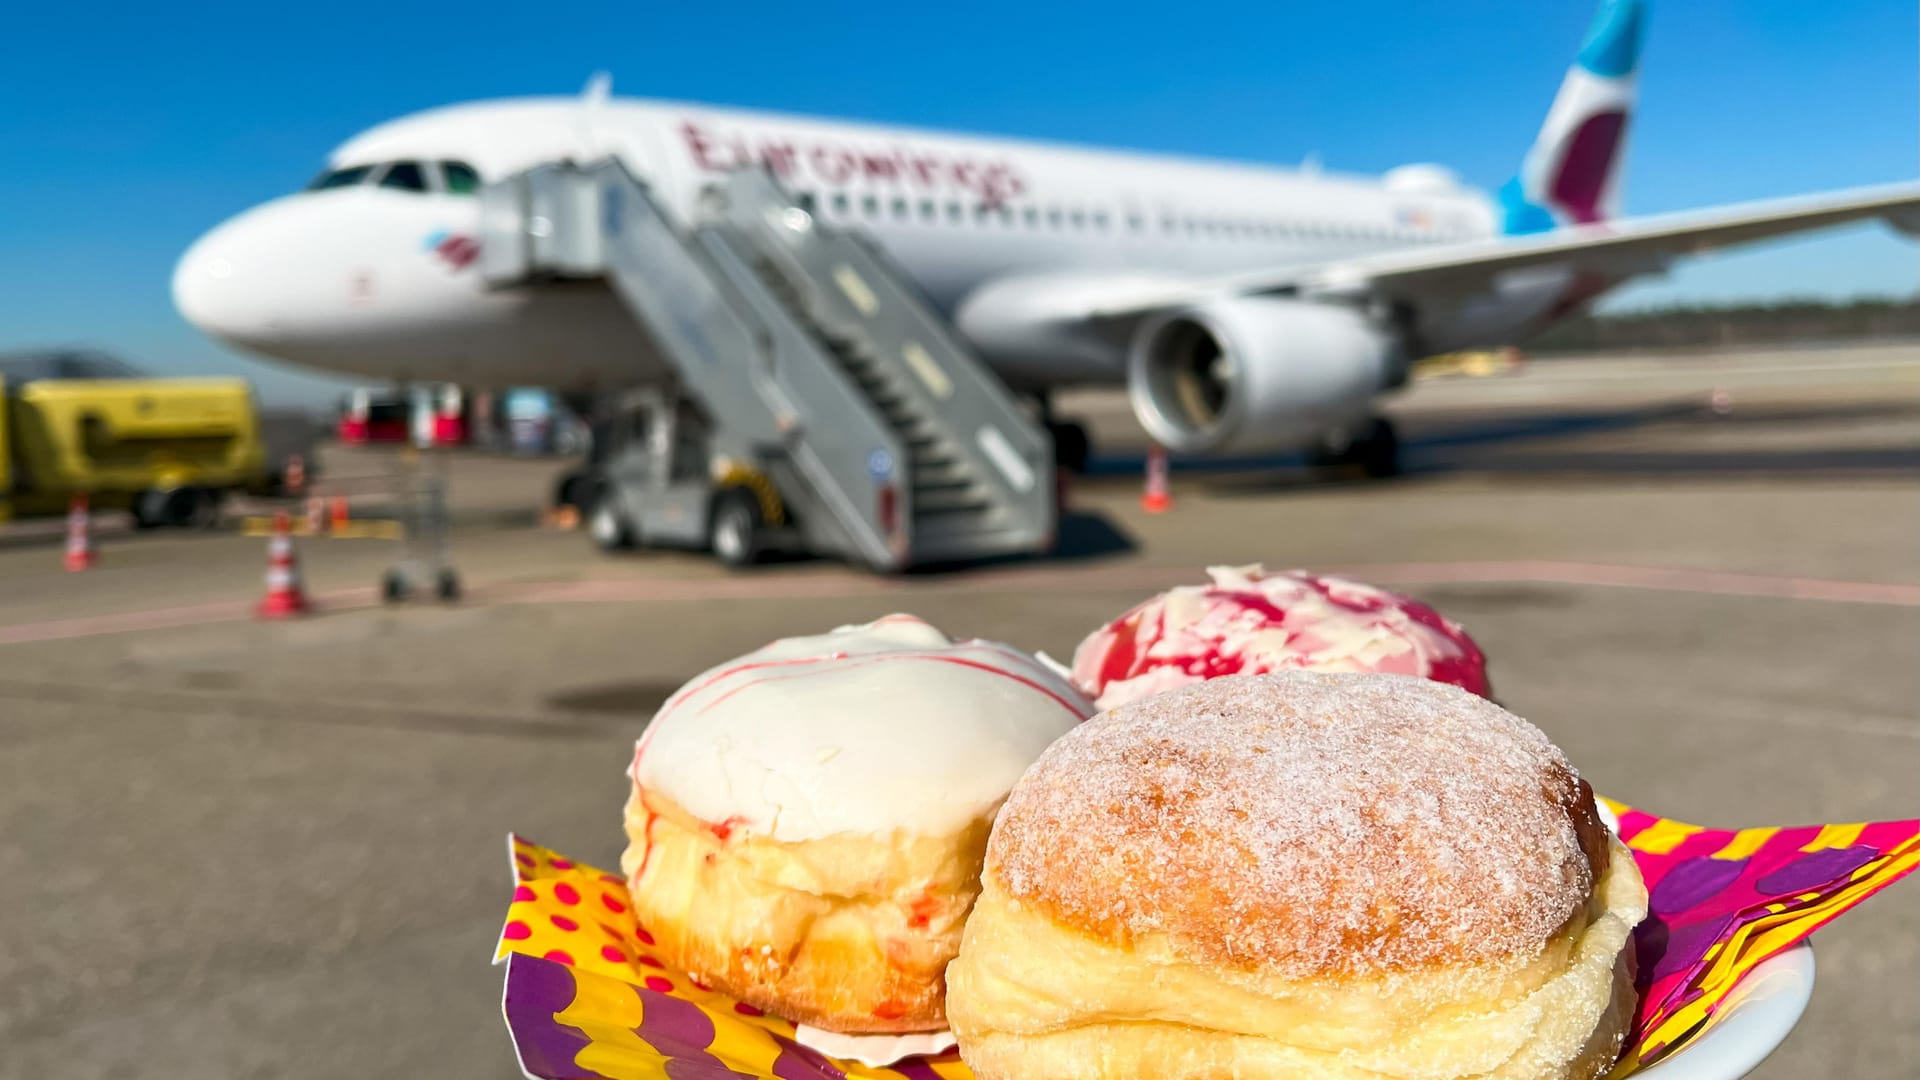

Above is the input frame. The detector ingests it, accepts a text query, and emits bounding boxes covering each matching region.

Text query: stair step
[912,462,972,489]
[913,487,993,514]
[909,440,954,463]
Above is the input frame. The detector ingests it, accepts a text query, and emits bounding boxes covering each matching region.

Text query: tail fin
[1499,0,1646,234]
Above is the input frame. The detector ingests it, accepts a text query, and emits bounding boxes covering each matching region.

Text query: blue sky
[2,1,1914,403]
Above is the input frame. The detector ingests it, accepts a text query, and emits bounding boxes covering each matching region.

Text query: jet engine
[1127,297,1401,455]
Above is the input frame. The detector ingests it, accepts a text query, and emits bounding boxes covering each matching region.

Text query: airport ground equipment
[477,161,1055,572]
[0,353,271,527]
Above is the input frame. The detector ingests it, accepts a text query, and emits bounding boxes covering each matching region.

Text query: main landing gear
[1312,416,1402,480]
[1034,393,1092,475]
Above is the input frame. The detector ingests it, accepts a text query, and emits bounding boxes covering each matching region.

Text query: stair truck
[478,162,1057,572]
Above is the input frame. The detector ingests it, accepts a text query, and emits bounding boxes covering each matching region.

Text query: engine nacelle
[1127,297,1399,455]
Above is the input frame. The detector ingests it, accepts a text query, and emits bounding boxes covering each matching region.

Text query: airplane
[173,0,1920,478]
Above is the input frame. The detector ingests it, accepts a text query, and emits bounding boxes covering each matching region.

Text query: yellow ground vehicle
[0,350,269,527]
[1413,347,1527,380]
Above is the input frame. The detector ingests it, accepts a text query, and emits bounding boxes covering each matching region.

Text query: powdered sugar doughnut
[622,615,1092,1033]
[1072,564,1489,709]
[946,672,1646,1080]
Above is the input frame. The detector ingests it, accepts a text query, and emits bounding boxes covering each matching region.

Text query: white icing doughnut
[633,615,1093,842]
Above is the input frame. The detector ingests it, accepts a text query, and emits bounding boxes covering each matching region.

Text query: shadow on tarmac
[1082,398,1920,493]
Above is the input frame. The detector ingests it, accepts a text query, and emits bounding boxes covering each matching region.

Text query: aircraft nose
[173,201,297,349]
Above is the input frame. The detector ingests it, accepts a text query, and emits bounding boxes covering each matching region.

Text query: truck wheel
[179,488,222,529]
[1047,420,1092,474]
[709,491,762,569]
[587,490,634,552]
[554,469,592,510]
[382,569,410,604]
[133,490,168,529]
[436,569,461,602]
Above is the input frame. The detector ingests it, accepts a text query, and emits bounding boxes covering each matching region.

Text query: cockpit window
[306,165,374,191]
[379,161,427,192]
[440,160,481,195]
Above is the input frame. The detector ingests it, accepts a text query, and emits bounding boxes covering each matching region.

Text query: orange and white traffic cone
[305,493,326,536]
[1140,445,1173,514]
[256,511,310,619]
[64,494,95,572]
[329,495,351,532]
[1709,387,1733,417]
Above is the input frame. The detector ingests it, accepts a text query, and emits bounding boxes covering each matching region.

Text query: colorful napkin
[499,806,1918,1080]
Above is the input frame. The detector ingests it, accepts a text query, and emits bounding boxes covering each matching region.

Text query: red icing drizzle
[687,649,1087,722]
[906,892,942,930]
[1094,612,1143,687]
[630,749,663,882]
[1085,570,1490,698]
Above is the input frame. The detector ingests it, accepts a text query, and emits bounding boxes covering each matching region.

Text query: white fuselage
[174,97,1498,392]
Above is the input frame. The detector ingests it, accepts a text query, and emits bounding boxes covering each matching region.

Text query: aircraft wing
[1078,181,1920,319]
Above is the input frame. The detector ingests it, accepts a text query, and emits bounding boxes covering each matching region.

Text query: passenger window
[947,201,963,223]
[862,194,880,217]
[920,199,938,222]
[379,161,427,192]
[439,160,481,195]
[1023,206,1039,228]
[796,192,817,214]
[1092,210,1110,231]
[996,205,1013,225]
[1046,208,1063,229]
[1069,209,1086,229]
[306,165,373,191]
[1126,213,1144,232]
[832,192,851,216]
[892,197,910,221]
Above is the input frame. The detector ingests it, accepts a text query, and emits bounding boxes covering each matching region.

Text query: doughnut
[620,615,1093,1033]
[946,672,1646,1080]
[1072,564,1490,709]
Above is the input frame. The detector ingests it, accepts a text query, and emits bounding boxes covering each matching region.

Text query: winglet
[1500,0,1646,234]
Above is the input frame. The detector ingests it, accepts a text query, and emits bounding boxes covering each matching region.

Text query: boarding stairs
[476,160,1053,571]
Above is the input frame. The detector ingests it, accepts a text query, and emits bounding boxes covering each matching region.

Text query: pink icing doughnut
[1071,565,1489,710]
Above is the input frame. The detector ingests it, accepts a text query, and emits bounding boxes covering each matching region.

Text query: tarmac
[2,342,1915,1078]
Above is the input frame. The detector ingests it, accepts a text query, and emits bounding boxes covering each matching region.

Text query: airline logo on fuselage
[678,121,1028,205]
[423,229,479,270]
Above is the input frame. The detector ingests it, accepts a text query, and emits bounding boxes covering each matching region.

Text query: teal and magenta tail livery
[1500,0,1646,235]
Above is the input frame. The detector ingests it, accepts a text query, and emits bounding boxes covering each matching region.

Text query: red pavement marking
[0,562,1912,647]
[0,587,379,646]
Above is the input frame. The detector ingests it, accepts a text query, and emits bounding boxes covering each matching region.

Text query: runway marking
[0,561,1912,646]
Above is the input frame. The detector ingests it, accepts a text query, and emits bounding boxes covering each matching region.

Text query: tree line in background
[1528,295,1920,353]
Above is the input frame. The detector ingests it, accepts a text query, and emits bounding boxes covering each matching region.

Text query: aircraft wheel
[1353,417,1401,479]
[1312,417,1401,480]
